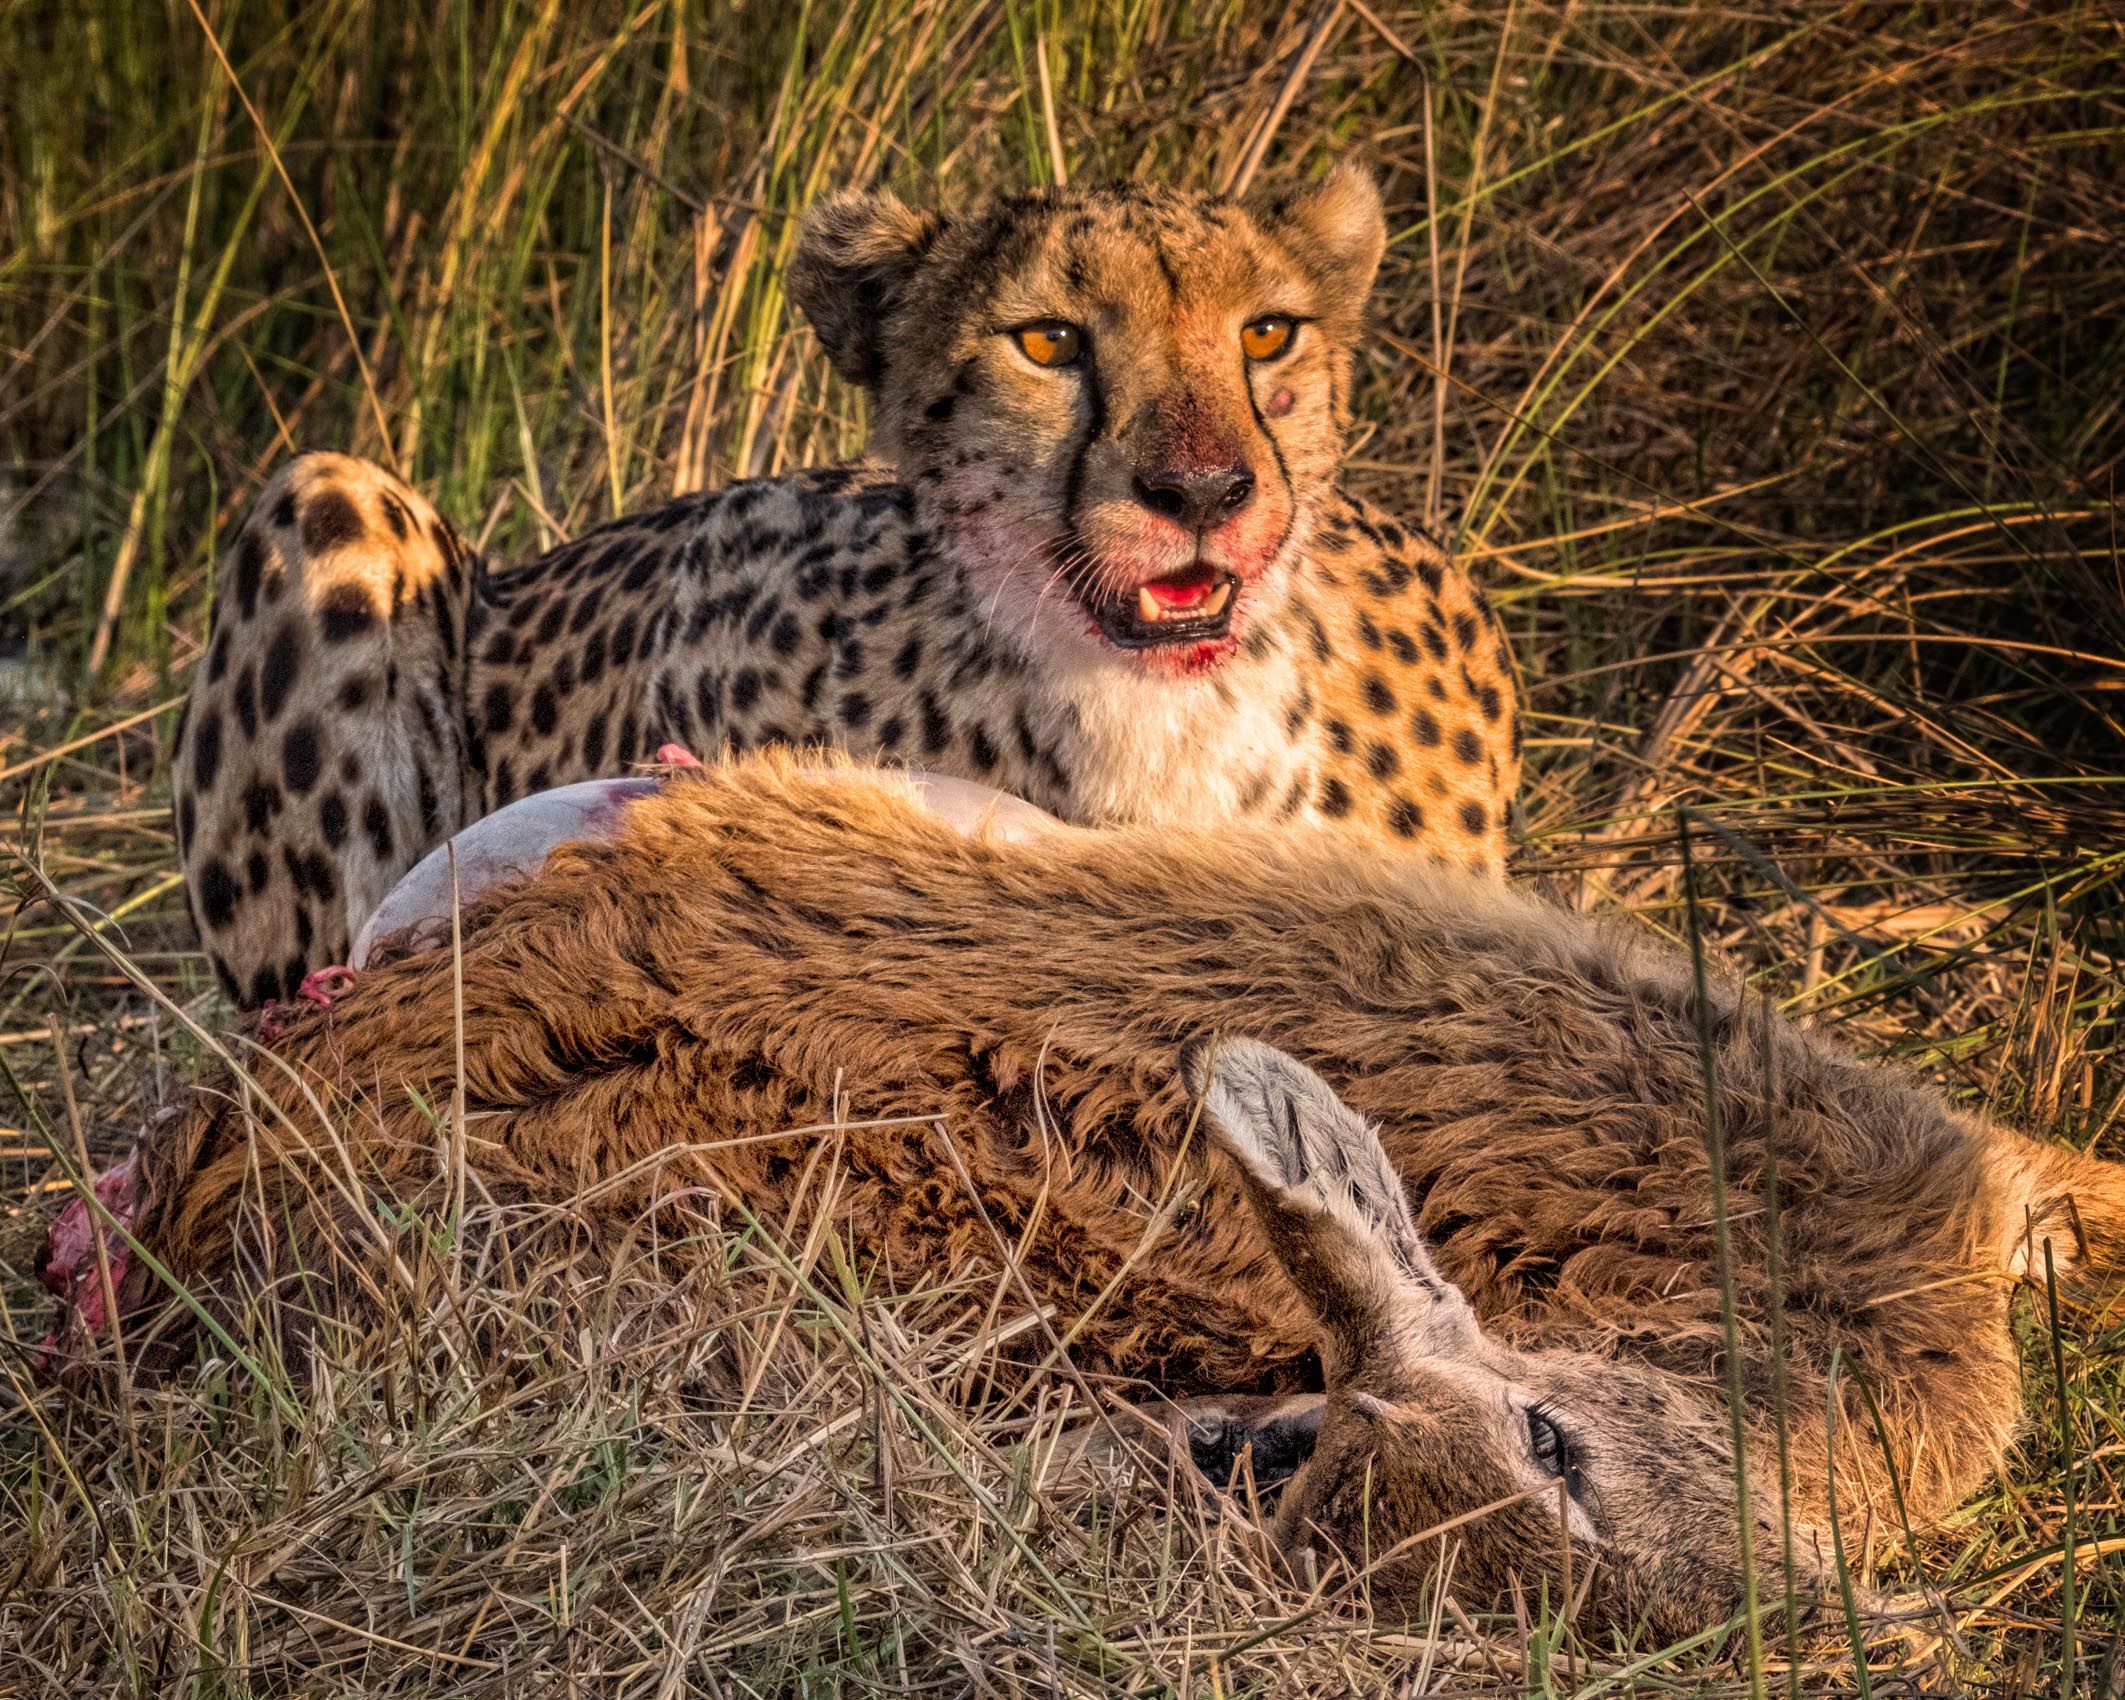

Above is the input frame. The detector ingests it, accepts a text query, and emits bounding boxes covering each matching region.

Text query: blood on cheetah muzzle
[1085,563,1239,650]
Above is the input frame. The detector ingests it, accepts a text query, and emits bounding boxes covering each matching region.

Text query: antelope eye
[1013,321,1084,368]
[1241,315,1296,361]
[1527,1404,1582,1494]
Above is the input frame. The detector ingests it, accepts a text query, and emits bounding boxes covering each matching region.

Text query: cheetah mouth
[1086,565,1239,650]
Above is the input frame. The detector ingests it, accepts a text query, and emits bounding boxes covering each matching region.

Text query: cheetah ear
[1183,1037,1475,1384]
[790,188,946,389]
[1253,160,1385,323]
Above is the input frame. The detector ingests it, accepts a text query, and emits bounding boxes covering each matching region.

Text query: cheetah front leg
[174,452,478,1006]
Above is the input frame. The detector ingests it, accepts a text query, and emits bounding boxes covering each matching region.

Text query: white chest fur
[1035,643,1315,828]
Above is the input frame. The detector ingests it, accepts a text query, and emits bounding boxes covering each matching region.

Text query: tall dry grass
[1,0,2121,1692]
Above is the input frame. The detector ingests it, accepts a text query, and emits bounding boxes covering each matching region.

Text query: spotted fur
[174,168,1522,1005]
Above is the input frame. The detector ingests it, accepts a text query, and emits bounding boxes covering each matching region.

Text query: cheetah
[173,164,1524,1007]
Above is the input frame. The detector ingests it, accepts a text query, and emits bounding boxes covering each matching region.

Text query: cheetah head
[789,167,1385,677]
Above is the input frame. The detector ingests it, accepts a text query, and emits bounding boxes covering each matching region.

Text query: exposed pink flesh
[300,964,359,1006]
[39,1151,139,1332]
[39,760,1066,1371]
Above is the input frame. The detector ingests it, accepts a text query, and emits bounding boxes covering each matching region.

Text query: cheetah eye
[1013,321,1084,369]
[1241,315,1296,361]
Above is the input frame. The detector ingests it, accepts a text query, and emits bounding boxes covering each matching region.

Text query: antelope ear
[1183,1037,1471,1376]
[789,188,946,388]
[1251,161,1385,320]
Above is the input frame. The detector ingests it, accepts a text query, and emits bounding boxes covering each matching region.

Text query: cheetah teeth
[1137,580,1235,624]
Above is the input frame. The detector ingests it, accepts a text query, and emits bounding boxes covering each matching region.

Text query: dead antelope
[41,754,2125,1640]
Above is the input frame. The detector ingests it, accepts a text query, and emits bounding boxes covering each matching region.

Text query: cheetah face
[790,167,1385,678]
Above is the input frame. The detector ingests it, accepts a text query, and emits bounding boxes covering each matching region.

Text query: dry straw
[2,0,2120,1691]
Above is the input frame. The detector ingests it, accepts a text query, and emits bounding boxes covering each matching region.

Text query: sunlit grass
[2,0,2121,1691]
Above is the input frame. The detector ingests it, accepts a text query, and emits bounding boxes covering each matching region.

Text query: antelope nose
[1132,463,1256,531]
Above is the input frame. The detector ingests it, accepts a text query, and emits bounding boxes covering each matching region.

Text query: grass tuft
[3,1,2122,1691]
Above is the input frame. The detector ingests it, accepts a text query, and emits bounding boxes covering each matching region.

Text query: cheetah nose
[1132,463,1256,532]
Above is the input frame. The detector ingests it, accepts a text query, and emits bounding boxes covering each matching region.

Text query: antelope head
[1185,1039,1828,1642]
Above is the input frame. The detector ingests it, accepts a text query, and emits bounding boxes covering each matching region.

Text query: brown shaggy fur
[62,755,2124,1638]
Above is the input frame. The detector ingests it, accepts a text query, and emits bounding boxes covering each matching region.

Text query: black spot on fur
[483,683,514,735]
[1412,707,1441,747]
[1461,800,1488,836]
[190,708,223,793]
[1366,741,1400,781]
[234,530,266,621]
[321,791,349,848]
[300,489,365,553]
[1319,776,1353,818]
[243,778,280,836]
[320,584,377,644]
[233,667,259,739]
[1389,798,1424,837]
[260,625,300,723]
[281,722,321,794]
[362,795,394,863]
[1362,673,1396,716]
[198,859,238,929]
[1298,603,1331,663]
[920,692,951,756]
[1453,728,1482,764]
[530,686,558,737]
[417,765,441,837]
